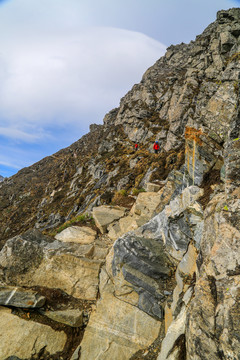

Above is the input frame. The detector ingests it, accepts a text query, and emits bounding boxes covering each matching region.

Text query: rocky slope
[0,7,239,360]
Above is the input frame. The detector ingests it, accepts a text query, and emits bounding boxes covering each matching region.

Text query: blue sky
[0,0,239,177]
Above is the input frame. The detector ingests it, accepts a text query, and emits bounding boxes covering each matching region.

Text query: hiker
[153,141,160,154]
[134,143,138,151]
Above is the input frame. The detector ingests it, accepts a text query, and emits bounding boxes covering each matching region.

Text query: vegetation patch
[47,214,96,237]
[111,190,135,208]
[131,188,146,196]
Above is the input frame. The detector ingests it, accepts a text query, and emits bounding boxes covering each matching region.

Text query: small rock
[43,309,83,327]
[145,183,161,192]
[55,226,96,244]
[92,205,127,234]
[0,286,46,308]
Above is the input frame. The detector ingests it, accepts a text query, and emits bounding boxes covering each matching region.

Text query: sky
[0,0,239,177]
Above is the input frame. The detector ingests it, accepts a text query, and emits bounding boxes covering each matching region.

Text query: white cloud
[0,0,237,176]
[0,25,166,140]
[0,126,46,142]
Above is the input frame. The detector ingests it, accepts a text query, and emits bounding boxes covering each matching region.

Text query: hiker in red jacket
[134,143,138,151]
[153,141,160,154]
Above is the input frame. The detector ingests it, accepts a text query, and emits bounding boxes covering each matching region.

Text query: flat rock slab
[93,205,127,233]
[55,226,97,244]
[0,307,67,359]
[79,293,161,360]
[43,309,83,327]
[0,286,46,308]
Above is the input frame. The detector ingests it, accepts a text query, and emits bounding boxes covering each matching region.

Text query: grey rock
[0,286,46,308]
[35,212,65,231]
[43,309,83,327]
[112,186,204,321]
[138,292,163,320]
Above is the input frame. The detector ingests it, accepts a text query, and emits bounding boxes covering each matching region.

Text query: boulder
[55,225,96,244]
[0,307,67,359]
[107,215,148,241]
[0,230,101,300]
[112,186,204,319]
[93,205,127,233]
[0,286,46,308]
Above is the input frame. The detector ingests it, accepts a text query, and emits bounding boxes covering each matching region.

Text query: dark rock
[113,235,173,280]
[0,286,46,308]
[138,292,163,320]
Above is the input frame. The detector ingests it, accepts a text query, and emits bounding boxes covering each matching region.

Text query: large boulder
[112,186,204,320]
[130,192,163,217]
[31,255,101,300]
[0,229,101,300]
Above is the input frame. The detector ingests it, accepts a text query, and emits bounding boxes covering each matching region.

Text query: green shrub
[132,188,146,196]
[118,189,127,197]
[50,213,94,236]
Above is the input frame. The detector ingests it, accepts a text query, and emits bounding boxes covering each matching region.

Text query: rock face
[186,194,240,360]
[0,7,239,360]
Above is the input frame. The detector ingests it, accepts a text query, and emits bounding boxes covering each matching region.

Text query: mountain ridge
[1,8,240,242]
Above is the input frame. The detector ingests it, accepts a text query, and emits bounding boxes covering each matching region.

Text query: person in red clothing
[134,143,138,151]
[153,140,160,154]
